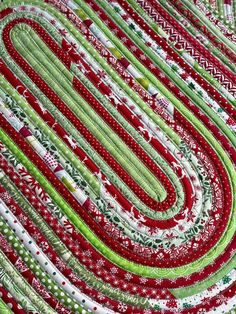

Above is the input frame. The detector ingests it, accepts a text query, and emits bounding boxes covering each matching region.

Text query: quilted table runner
[0,0,235,313]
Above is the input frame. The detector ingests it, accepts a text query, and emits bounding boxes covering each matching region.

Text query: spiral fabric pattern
[0,0,235,313]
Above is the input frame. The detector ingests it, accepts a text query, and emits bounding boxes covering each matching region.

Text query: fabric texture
[0,0,235,313]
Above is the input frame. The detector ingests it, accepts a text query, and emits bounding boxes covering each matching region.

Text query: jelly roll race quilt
[0,0,236,313]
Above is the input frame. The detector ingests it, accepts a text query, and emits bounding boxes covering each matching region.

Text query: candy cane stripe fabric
[0,0,235,313]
